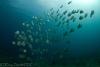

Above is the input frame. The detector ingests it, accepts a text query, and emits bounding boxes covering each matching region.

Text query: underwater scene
[0,0,100,67]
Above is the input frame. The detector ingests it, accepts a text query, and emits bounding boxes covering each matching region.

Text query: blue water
[0,0,100,65]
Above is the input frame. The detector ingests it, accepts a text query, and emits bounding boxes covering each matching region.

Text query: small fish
[59,15,63,19]
[76,10,79,13]
[63,10,67,15]
[56,9,59,13]
[84,13,88,18]
[17,41,21,46]
[62,17,66,21]
[72,10,76,14]
[69,28,75,33]
[60,4,63,8]
[73,18,76,22]
[77,24,82,29]
[70,16,74,20]
[15,30,20,35]
[80,10,84,14]
[23,49,27,53]
[12,41,16,45]
[68,1,72,5]
[22,22,25,26]
[79,16,84,20]
[67,13,72,17]
[50,8,53,11]
[70,16,76,22]
[50,11,54,15]
[56,13,60,18]
[90,10,94,18]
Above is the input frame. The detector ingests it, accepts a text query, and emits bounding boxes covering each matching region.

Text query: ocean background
[0,0,100,66]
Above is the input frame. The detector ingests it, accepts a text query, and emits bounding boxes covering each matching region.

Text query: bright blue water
[0,0,100,62]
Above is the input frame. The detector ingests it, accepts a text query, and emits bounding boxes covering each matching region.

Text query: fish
[72,18,76,22]
[12,41,16,45]
[67,12,72,17]
[75,9,79,13]
[50,8,53,11]
[71,10,76,14]
[70,16,74,20]
[90,10,94,18]
[66,19,70,23]
[63,10,67,15]
[84,13,88,18]
[56,9,59,13]
[23,49,27,53]
[59,15,63,19]
[69,16,76,22]
[56,13,60,18]
[71,9,79,14]
[22,22,25,26]
[68,1,72,5]
[15,30,20,35]
[21,41,26,47]
[77,24,82,29]
[50,11,54,16]
[62,17,66,21]
[79,16,84,20]
[60,4,63,8]
[80,10,84,14]
[12,1,96,63]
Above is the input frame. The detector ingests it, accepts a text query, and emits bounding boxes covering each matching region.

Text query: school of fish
[12,1,95,64]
